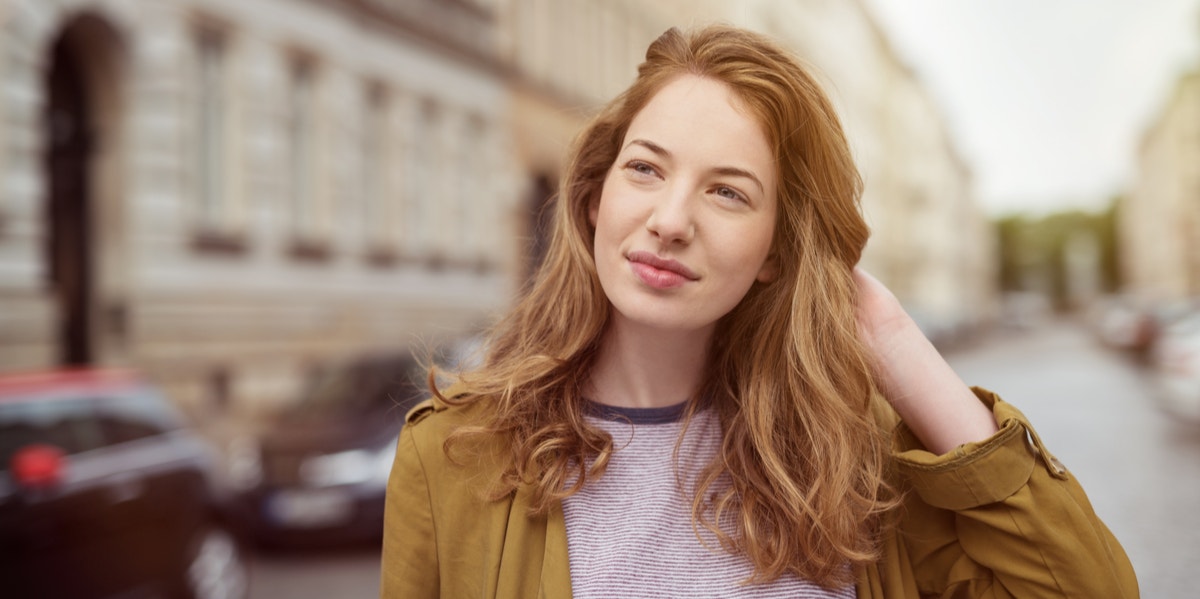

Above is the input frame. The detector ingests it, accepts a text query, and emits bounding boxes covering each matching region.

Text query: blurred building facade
[0,0,994,416]
[1126,71,1200,303]
[742,0,996,338]
[0,0,522,415]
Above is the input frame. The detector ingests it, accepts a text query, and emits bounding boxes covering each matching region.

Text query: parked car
[1092,295,1200,362]
[1092,296,1158,354]
[1151,310,1200,422]
[218,351,428,547]
[0,368,249,599]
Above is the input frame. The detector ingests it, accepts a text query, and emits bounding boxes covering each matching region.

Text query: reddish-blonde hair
[440,24,897,588]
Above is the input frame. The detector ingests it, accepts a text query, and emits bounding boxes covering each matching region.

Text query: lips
[627,251,698,289]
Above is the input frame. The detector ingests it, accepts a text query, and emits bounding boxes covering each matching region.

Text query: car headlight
[300,437,398,488]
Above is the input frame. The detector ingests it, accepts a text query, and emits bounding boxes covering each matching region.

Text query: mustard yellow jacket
[381,389,1139,598]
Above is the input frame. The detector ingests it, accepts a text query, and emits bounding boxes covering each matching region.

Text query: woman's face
[590,75,779,336]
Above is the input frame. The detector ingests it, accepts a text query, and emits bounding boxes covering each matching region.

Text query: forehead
[623,76,775,181]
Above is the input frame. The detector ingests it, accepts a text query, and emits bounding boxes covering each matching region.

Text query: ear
[755,252,778,283]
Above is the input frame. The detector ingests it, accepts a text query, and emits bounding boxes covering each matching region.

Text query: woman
[382,25,1138,598]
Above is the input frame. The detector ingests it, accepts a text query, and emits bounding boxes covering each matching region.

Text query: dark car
[0,368,249,599]
[219,351,428,547]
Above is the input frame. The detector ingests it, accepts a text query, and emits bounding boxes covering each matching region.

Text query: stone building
[744,0,996,337]
[1126,71,1200,303]
[0,0,994,415]
[0,0,521,415]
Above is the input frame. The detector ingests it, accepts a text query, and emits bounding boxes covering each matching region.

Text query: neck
[587,315,713,409]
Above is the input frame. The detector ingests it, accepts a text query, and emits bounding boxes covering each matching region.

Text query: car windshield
[0,396,104,467]
[0,386,184,468]
[286,355,427,418]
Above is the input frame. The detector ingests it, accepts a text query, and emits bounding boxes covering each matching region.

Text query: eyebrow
[625,138,765,194]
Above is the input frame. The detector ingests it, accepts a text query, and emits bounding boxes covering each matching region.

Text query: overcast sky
[862,0,1200,215]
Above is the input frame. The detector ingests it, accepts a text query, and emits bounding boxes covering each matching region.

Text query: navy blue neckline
[584,399,689,424]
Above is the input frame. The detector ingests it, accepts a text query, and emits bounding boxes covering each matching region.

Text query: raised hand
[853,268,998,454]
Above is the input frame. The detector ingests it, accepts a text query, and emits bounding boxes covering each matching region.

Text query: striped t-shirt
[561,401,855,598]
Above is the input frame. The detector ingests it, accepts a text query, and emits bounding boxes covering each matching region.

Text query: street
[948,319,1199,598]
[248,319,1200,598]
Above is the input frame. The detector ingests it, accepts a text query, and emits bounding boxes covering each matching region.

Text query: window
[98,388,181,445]
[289,59,314,234]
[362,83,395,259]
[0,397,104,464]
[195,29,225,230]
[187,23,254,255]
[461,115,486,265]
[285,54,327,256]
[189,20,248,253]
[404,99,438,260]
[441,112,467,264]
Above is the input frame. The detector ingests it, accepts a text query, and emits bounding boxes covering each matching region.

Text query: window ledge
[474,256,501,274]
[288,237,333,262]
[364,245,400,268]
[191,228,249,255]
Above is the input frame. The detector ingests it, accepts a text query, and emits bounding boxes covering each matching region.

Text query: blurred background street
[243,319,1200,599]
[3,0,1200,597]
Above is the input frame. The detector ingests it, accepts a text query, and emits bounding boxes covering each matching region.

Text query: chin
[612,303,720,334]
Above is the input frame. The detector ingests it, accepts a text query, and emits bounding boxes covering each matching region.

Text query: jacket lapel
[540,501,572,598]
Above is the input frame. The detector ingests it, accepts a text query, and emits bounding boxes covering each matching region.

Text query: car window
[382,358,429,414]
[0,397,105,467]
[359,357,426,412]
[290,355,426,416]
[96,386,183,445]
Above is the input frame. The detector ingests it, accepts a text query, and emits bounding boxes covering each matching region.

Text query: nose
[645,184,695,245]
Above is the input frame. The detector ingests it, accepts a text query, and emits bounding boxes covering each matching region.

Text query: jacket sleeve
[380,424,440,598]
[891,388,1139,598]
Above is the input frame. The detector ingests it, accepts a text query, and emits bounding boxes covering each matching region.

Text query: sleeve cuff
[891,387,1047,511]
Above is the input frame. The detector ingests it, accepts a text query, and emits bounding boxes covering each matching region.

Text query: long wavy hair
[439,24,898,588]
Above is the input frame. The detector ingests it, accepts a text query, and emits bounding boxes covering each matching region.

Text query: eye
[624,160,659,178]
[712,185,747,204]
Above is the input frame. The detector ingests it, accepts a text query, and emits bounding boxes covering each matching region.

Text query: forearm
[852,268,997,455]
[870,317,997,455]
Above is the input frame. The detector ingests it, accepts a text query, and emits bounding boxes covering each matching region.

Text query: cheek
[590,173,619,230]
[593,184,638,243]
[730,226,774,265]
[715,230,775,289]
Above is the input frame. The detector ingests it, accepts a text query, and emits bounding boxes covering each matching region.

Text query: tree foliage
[992,197,1122,311]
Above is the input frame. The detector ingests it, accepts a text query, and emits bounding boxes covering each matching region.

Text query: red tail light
[10,443,66,489]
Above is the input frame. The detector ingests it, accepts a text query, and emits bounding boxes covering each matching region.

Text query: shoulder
[403,392,484,433]
[398,394,502,474]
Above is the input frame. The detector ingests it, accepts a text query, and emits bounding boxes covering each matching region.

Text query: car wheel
[182,524,250,599]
